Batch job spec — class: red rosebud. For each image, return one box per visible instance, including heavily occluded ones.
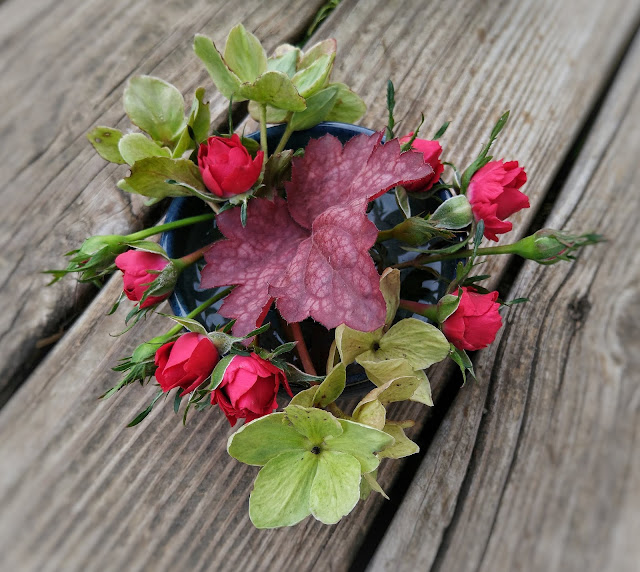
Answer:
[467,160,529,241]
[115,250,171,308]
[442,287,502,351]
[211,353,292,426]
[198,134,264,198]
[155,333,219,395]
[398,133,444,192]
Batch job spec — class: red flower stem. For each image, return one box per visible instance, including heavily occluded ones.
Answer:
[175,244,214,268]
[392,243,515,269]
[290,322,317,376]
[398,299,439,321]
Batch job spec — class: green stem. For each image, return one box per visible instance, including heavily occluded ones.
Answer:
[165,286,233,337]
[127,213,216,241]
[326,402,350,420]
[393,243,516,269]
[273,117,295,155]
[259,104,269,157]
[377,228,394,243]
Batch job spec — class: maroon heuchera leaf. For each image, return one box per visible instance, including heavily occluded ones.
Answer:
[201,132,433,336]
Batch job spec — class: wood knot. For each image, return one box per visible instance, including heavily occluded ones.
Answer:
[568,295,591,323]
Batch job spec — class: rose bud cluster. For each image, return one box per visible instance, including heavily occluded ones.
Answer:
[399,133,445,192]
[442,287,503,351]
[198,134,264,198]
[155,333,220,395]
[211,353,292,426]
[467,160,529,241]
[115,250,175,308]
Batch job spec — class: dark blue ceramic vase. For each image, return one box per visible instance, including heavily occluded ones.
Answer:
[160,122,456,392]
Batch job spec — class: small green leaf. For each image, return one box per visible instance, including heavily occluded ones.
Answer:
[325,83,367,124]
[127,390,163,427]
[299,38,336,69]
[118,133,171,165]
[123,76,186,144]
[324,419,394,473]
[433,120,450,140]
[357,318,449,369]
[335,324,384,365]
[208,354,235,391]
[268,341,298,359]
[249,450,317,528]
[362,471,389,499]
[236,71,306,111]
[291,54,332,98]
[244,322,271,339]
[282,362,325,386]
[223,24,267,83]
[436,293,462,323]
[284,405,342,444]
[193,34,244,101]
[125,240,169,256]
[385,79,396,140]
[309,451,361,524]
[227,412,310,465]
[163,315,208,335]
[289,386,318,407]
[410,373,433,406]
[395,186,411,219]
[354,376,420,420]
[352,399,386,430]
[289,86,338,131]
[490,110,510,141]
[267,46,300,77]
[313,363,346,407]
[117,156,205,199]
[379,268,401,327]
[173,391,183,414]
[378,422,419,459]
[87,126,126,164]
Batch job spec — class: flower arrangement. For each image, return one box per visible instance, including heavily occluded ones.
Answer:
[48,24,601,529]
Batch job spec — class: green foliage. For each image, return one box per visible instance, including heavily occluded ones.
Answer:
[227,406,393,528]
[194,34,244,100]
[118,133,171,166]
[236,70,307,111]
[87,126,126,164]
[223,24,267,83]
[117,156,206,200]
[124,76,186,145]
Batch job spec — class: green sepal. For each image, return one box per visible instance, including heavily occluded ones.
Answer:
[118,133,171,165]
[395,186,411,219]
[117,156,206,199]
[193,34,244,101]
[87,126,126,164]
[236,71,306,112]
[313,363,346,407]
[127,390,163,427]
[436,293,462,323]
[208,354,236,391]
[378,421,419,459]
[123,76,186,144]
[223,24,267,83]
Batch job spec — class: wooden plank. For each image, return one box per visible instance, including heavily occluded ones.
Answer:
[1,0,639,570]
[370,23,640,572]
[0,0,327,403]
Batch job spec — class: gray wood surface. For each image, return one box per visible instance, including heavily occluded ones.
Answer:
[0,0,638,571]
[370,24,640,572]
[0,0,327,404]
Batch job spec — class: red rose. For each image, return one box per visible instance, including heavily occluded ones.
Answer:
[198,134,264,198]
[398,133,444,192]
[467,160,529,241]
[115,250,171,308]
[211,353,292,426]
[442,287,502,351]
[155,333,219,395]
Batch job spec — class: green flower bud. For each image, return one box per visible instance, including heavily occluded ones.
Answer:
[511,229,603,265]
[429,195,473,230]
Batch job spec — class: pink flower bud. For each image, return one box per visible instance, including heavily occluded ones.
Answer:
[198,134,264,198]
[467,160,529,241]
[398,133,444,192]
[211,353,292,426]
[154,333,219,395]
[442,287,502,351]
[115,250,171,308]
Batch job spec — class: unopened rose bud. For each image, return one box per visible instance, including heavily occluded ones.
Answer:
[429,195,473,230]
[378,217,454,247]
[510,229,603,265]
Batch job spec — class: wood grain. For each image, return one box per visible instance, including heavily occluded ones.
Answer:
[0,0,327,404]
[370,22,640,572]
[0,0,639,571]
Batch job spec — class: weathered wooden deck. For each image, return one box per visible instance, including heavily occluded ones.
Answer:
[1,1,639,570]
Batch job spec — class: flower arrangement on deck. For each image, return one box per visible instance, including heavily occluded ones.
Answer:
[48,24,601,529]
